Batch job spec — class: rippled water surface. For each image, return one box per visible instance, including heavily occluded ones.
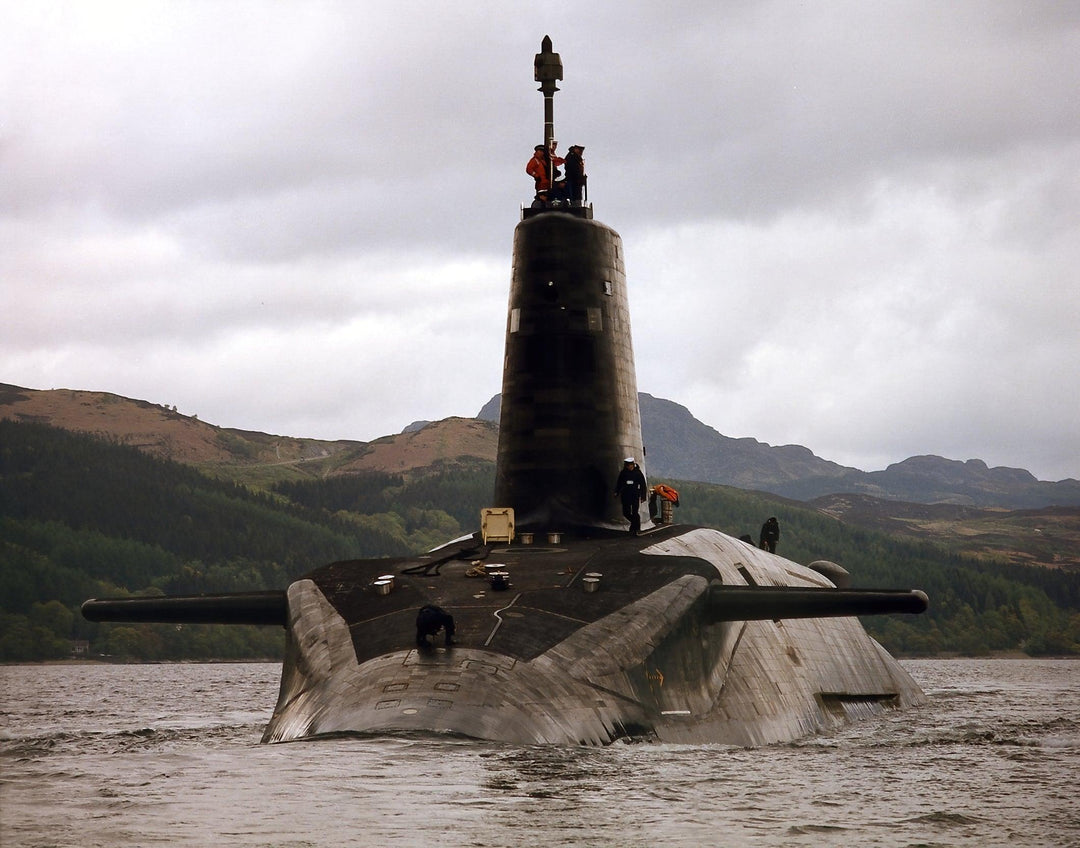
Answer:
[2,659,1077,846]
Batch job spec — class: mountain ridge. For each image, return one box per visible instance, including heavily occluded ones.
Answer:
[4,382,1078,509]
[480,391,1080,508]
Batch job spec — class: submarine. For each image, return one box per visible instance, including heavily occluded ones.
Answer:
[82,37,928,747]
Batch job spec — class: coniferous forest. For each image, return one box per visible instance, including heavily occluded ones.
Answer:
[1,419,1077,661]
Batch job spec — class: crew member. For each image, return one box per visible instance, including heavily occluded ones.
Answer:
[525,143,565,204]
[416,604,456,648]
[564,144,586,205]
[614,457,648,536]
[526,144,550,194]
[759,516,780,553]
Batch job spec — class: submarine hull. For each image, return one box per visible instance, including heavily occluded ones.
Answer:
[261,526,924,747]
[80,38,928,748]
[261,208,924,747]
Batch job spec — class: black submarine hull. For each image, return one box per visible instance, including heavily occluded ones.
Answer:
[260,525,925,746]
[259,202,925,745]
[81,206,928,748]
[80,38,928,747]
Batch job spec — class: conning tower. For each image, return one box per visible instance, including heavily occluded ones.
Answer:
[494,36,648,532]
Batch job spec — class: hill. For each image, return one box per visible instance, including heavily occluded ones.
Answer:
[10,382,1079,509]
[0,382,360,468]
[0,418,492,661]
[481,392,1080,509]
[7,382,1080,566]
[635,393,853,490]
[2,419,1077,661]
[7,383,1080,575]
[809,494,1080,570]
[336,417,496,474]
[1,383,495,489]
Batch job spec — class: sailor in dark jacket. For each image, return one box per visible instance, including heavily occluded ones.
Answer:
[614,457,648,536]
[759,516,780,553]
[564,144,586,205]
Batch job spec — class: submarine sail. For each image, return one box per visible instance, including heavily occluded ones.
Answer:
[495,211,647,531]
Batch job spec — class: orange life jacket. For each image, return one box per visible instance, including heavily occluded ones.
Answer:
[653,484,680,505]
[526,152,565,191]
[526,153,550,190]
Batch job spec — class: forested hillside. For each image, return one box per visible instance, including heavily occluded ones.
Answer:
[669,481,1080,655]
[0,420,486,661]
[2,420,1077,661]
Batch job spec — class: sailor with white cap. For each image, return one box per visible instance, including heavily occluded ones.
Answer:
[613,457,647,535]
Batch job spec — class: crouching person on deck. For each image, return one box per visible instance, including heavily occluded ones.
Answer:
[416,604,456,648]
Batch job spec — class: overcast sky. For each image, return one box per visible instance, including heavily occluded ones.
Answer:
[3,1,1078,481]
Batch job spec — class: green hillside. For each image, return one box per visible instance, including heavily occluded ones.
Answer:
[0,420,479,660]
[1,420,1077,661]
[669,481,1079,655]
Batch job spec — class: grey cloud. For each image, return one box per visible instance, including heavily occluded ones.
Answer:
[3,1,1078,481]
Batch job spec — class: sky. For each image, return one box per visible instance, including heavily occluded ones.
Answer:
[3,1,1078,482]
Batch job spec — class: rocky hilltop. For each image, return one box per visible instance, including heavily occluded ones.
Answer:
[481,392,1080,509]
[0,383,361,467]
[0,383,494,480]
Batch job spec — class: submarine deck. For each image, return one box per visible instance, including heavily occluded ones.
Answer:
[305,524,719,666]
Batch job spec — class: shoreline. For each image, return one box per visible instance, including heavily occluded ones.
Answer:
[5,652,1077,667]
[2,657,283,666]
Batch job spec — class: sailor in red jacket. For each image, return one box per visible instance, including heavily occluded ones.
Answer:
[526,145,550,190]
[526,142,565,201]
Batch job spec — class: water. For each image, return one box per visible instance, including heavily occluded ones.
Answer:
[2,659,1077,847]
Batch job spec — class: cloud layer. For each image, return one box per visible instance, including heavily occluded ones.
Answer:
[4,1,1078,480]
